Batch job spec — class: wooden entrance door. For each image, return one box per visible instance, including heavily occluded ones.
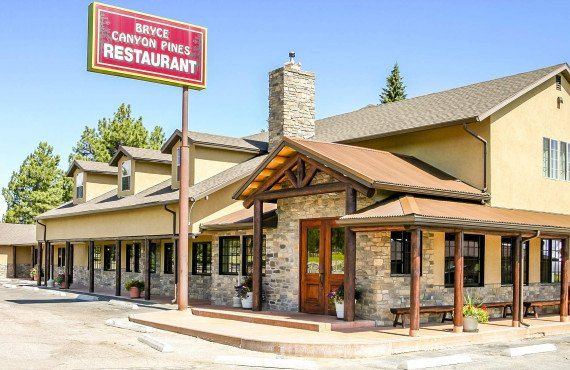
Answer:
[300,219,345,315]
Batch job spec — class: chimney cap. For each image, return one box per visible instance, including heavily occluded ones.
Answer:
[286,50,300,68]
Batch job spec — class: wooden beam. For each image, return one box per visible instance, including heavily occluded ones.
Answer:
[453,231,464,333]
[88,241,95,293]
[49,242,54,284]
[561,237,569,322]
[350,226,407,233]
[409,228,421,337]
[44,242,49,286]
[36,243,42,286]
[144,239,151,300]
[252,199,263,311]
[512,236,522,327]
[254,182,346,202]
[300,166,317,187]
[284,169,298,188]
[12,245,16,279]
[64,241,71,289]
[244,154,300,208]
[296,157,305,187]
[343,187,357,322]
[115,240,121,296]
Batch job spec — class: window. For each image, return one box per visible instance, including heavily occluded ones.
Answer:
[121,160,131,191]
[57,247,66,267]
[541,239,562,283]
[390,231,422,275]
[164,243,175,274]
[192,242,212,275]
[75,172,84,199]
[176,147,181,182]
[219,236,240,275]
[242,235,266,275]
[32,247,37,267]
[134,244,141,273]
[445,234,484,287]
[330,227,345,275]
[125,243,140,273]
[551,139,559,179]
[149,243,157,273]
[126,244,133,272]
[103,245,116,271]
[94,246,102,269]
[543,138,570,181]
[501,237,529,285]
[561,142,568,181]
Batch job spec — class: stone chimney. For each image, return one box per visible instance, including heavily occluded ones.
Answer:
[268,52,315,151]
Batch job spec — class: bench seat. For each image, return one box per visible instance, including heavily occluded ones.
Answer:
[390,305,453,328]
[524,300,561,318]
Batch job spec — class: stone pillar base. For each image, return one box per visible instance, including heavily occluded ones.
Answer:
[512,320,520,327]
[409,329,419,337]
[453,326,463,333]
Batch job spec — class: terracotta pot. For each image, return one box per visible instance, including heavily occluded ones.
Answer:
[129,287,141,299]
[60,281,68,289]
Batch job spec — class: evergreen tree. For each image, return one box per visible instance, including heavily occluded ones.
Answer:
[70,104,165,163]
[380,63,407,104]
[2,142,72,224]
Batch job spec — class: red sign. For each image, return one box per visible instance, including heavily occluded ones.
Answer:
[88,2,207,89]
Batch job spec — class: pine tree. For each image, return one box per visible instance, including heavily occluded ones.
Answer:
[380,63,407,104]
[70,104,165,163]
[2,142,72,224]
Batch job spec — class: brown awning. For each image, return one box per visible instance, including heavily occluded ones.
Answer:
[234,137,488,202]
[339,195,570,235]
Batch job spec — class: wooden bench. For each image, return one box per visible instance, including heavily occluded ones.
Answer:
[524,300,561,318]
[390,305,453,328]
[481,302,512,318]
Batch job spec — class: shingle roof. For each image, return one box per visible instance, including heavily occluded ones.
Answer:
[161,130,268,154]
[109,146,171,166]
[315,64,569,143]
[37,155,268,220]
[338,195,570,234]
[200,203,277,231]
[235,137,487,202]
[0,223,36,245]
[66,160,117,177]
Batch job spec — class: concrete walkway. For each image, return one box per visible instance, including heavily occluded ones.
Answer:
[129,310,570,358]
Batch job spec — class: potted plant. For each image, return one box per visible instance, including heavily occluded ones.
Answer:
[463,295,489,332]
[235,275,253,309]
[125,279,145,299]
[29,267,37,281]
[327,284,363,319]
[55,274,66,289]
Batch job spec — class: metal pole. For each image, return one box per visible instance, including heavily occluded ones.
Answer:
[177,86,190,310]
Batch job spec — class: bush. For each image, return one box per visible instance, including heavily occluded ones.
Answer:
[463,295,489,323]
[124,279,145,291]
[55,274,64,284]
[327,284,363,304]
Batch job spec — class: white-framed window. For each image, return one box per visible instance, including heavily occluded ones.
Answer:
[176,147,181,182]
[543,138,569,181]
[121,160,131,191]
[75,172,84,199]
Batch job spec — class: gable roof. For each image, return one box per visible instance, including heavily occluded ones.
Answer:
[37,155,268,220]
[315,63,570,143]
[109,146,171,166]
[0,223,37,245]
[338,195,570,235]
[161,129,268,154]
[234,137,488,203]
[66,160,117,177]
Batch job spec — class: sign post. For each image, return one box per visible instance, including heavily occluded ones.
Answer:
[87,2,206,311]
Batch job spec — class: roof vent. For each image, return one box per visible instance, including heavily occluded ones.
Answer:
[556,75,562,91]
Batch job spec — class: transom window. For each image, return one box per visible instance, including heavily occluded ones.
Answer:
[390,231,422,275]
[242,235,266,275]
[103,245,116,271]
[543,138,569,181]
[192,242,212,275]
[75,172,84,199]
[219,236,240,275]
[500,237,529,285]
[164,243,175,274]
[121,160,132,191]
[444,234,484,287]
[541,239,562,283]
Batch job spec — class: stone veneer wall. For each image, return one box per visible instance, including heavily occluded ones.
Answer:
[4,263,32,279]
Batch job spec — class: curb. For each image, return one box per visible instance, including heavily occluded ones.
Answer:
[106,318,154,333]
[400,354,472,369]
[138,334,173,352]
[504,343,557,357]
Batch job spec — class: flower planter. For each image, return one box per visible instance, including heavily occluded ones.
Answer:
[232,296,242,308]
[241,292,253,309]
[335,301,344,319]
[129,287,141,299]
[463,316,478,332]
[60,281,68,289]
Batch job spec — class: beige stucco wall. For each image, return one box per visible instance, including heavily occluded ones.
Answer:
[490,76,570,214]
[116,157,171,197]
[85,173,116,201]
[356,120,490,190]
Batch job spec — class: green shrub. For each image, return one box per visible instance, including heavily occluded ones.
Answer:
[124,279,145,291]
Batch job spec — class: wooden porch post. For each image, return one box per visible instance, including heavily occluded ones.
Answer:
[252,199,263,311]
[344,187,357,322]
[409,228,421,337]
[36,243,42,286]
[12,245,17,278]
[44,242,49,286]
[88,241,95,293]
[560,237,569,322]
[64,241,71,289]
[115,240,121,296]
[45,242,50,283]
[144,239,151,300]
[49,242,54,283]
[512,236,522,327]
[453,231,464,333]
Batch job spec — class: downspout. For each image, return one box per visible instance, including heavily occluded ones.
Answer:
[463,123,488,193]
[520,231,541,327]
[163,205,177,304]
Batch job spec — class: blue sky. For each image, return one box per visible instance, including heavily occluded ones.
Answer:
[1,0,569,217]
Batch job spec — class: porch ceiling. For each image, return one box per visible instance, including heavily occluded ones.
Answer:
[234,137,489,203]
